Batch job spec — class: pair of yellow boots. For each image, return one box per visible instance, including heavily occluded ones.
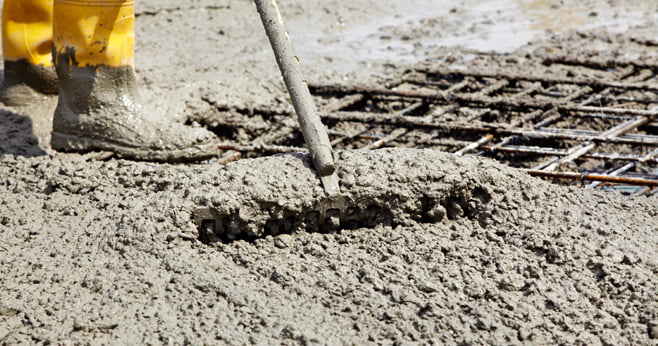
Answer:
[2,0,218,161]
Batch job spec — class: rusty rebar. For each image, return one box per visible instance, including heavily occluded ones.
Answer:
[533,66,656,172]
[218,142,306,154]
[310,84,658,118]
[541,55,658,71]
[416,67,658,91]
[317,110,658,146]
[526,170,658,187]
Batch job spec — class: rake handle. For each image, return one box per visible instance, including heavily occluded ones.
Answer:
[254,0,335,176]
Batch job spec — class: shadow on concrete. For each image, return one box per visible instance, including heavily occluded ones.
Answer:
[0,107,48,157]
[0,66,59,158]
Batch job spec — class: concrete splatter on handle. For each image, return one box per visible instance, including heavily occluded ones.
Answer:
[254,0,340,196]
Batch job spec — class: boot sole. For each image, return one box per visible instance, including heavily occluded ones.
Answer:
[51,131,219,162]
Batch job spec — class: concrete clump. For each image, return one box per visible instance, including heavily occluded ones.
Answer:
[191,149,500,241]
[1,0,657,343]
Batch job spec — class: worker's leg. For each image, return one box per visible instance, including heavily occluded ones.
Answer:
[1,0,58,106]
[51,0,219,161]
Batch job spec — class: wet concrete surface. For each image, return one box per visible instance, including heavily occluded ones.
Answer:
[290,0,657,72]
[1,0,657,343]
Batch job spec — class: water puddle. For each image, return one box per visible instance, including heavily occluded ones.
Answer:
[290,0,658,74]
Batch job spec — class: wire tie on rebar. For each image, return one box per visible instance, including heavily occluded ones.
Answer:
[578,173,586,185]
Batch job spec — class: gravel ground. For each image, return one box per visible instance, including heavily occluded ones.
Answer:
[1,0,657,344]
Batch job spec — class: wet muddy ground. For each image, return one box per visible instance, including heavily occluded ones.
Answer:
[1,0,657,344]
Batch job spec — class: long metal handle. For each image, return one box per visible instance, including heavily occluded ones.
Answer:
[254,0,340,195]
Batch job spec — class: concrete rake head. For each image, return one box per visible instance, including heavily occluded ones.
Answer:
[191,149,498,242]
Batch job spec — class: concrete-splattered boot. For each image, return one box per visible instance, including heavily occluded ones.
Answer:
[1,0,58,106]
[51,0,219,162]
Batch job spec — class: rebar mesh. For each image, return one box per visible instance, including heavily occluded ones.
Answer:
[207,50,658,196]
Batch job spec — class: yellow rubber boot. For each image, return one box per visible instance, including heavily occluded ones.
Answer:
[52,0,134,68]
[1,0,58,106]
[51,0,219,162]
